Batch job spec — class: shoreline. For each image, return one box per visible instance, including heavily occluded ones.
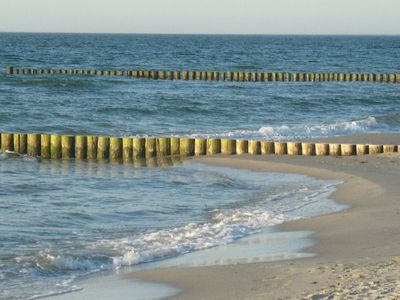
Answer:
[132,143,400,298]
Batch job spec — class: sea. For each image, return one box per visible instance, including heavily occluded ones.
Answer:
[0,33,399,299]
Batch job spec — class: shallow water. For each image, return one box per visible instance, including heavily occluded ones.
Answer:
[0,154,344,299]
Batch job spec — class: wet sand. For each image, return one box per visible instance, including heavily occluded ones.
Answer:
[133,133,400,299]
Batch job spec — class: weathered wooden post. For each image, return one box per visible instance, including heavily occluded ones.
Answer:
[27,133,41,157]
[341,144,356,156]
[145,137,156,158]
[274,142,287,155]
[221,139,236,155]
[110,137,123,161]
[207,138,221,155]
[236,140,248,154]
[315,143,329,156]
[156,137,170,157]
[301,143,316,156]
[248,140,261,155]
[287,142,302,155]
[180,138,195,156]
[61,135,75,159]
[122,137,133,163]
[5,66,14,74]
[97,136,109,160]
[369,144,383,154]
[1,133,13,152]
[41,134,51,159]
[195,138,207,156]
[13,133,20,153]
[355,144,368,155]
[329,144,341,156]
[75,135,87,160]
[383,145,397,153]
[133,137,145,159]
[50,134,62,159]
[87,136,98,160]
[170,137,180,156]
[261,141,275,154]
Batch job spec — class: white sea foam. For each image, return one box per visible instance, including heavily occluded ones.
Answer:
[96,181,343,268]
[187,116,380,140]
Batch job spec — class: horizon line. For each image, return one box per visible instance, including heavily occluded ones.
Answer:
[1,31,399,36]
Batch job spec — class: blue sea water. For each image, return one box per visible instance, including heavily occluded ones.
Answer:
[0,33,399,299]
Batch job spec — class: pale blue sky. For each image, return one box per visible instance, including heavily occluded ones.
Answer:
[1,0,399,34]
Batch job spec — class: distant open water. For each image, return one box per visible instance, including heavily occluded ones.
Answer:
[0,34,398,299]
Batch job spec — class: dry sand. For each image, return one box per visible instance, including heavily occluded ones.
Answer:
[133,134,400,299]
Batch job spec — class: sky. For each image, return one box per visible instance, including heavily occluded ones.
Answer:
[0,0,399,35]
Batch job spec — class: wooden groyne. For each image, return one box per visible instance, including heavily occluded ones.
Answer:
[4,67,400,83]
[1,132,398,162]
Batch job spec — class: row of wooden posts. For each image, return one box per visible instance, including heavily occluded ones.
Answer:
[5,67,400,83]
[0,133,398,162]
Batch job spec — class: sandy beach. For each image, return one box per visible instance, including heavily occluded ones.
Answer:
[133,133,400,299]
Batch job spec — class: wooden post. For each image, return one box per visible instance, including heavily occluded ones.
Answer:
[195,138,207,156]
[244,72,251,81]
[158,71,165,80]
[87,136,98,160]
[5,66,14,74]
[293,73,299,82]
[258,72,265,82]
[236,140,248,154]
[180,138,195,156]
[97,136,109,160]
[133,137,145,159]
[248,140,261,155]
[174,71,180,80]
[156,137,170,156]
[19,133,27,154]
[61,135,75,159]
[356,144,368,155]
[226,72,233,81]
[272,72,277,81]
[13,133,20,153]
[122,137,133,163]
[50,134,62,159]
[207,71,213,81]
[221,139,236,155]
[369,144,383,154]
[75,135,87,160]
[109,137,122,161]
[233,71,239,81]
[195,71,202,80]
[287,142,301,155]
[167,71,174,80]
[41,134,51,158]
[150,70,158,80]
[220,72,226,81]
[329,144,341,156]
[238,72,244,81]
[301,143,315,156]
[315,143,329,156]
[181,71,188,80]
[170,137,180,156]
[188,71,195,80]
[383,145,397,153]
[341,144,356,156]
[145,137,156,158]
[207,138,221,155]
[1,133,13,152]
[27,133,41,157]
[274,142,287,155]
[201,71,207,80]
[261,141,275,154]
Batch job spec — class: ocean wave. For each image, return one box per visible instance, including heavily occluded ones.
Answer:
[97,182,341,268]
[188,116,384,140]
